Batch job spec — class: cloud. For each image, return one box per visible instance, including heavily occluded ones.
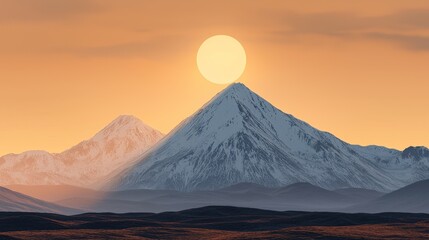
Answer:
[271,9,429,51]
[384,9,429,29]
[368,33,429,51]
[0,0,100,22]
[60,35,195,59]
[278,9,429,33]
[76,42,158,58]
[280,12,371,35]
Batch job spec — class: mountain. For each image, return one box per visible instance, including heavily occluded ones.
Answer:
[107,83,428,192]
[0,186,78,214]
[368,146,429,186]
[12,182,378,213]
[219,182,273,194]
[271,182,352,208]
[402,146,429,160]
[0,115,164,187]
[334,188,384,203]
[350,179,429,213]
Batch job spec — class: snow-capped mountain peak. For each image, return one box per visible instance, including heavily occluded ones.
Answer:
[109,83,424,192]
[94,115,161,140]
[0,115,164,187]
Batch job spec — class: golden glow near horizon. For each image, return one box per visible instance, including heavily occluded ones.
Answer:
[197,35,246,84]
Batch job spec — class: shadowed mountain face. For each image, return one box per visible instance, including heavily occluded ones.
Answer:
[350,179,429,213]
[1,206,429,239]
[402,146,429,161]
[0,115,164,187]
[108,83,429,192]
[0,186,78,215]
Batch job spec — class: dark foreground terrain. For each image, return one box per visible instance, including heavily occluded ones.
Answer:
[1,206,429,240]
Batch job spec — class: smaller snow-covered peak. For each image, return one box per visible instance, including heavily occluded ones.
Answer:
[112,115,142,124]
[94,115,162,141]
[0,115,164,187]
[105,115,152,130]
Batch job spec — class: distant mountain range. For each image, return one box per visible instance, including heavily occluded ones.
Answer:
[0,115,164,186]
[7,180,429,214]
[349,179,429,213]
[108,83,429,192]
[4,182,384,213]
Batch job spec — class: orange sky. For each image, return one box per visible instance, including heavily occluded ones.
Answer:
[1,0,428,155]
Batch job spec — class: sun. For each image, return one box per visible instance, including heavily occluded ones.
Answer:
[197,35,247,85]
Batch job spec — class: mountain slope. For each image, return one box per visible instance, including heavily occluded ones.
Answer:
[0,186,78,214]
[372,146,429,185]
[109,83,425,192]
[350,179,429,213]
[334,188,384,203]
[0,115,164,187]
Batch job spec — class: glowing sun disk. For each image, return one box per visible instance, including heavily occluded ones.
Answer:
[197,35,247,84]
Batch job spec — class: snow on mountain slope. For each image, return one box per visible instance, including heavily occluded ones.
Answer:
[370,146,429,185]
[0,115,164,187]
[109,83,426,192]
[0,186,79,214]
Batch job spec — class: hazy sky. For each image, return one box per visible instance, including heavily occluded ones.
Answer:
[1,0,428,155]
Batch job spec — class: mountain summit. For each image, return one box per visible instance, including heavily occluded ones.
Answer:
[0,115,164,187]
[109,83,427,192]
[402,146,429,161]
